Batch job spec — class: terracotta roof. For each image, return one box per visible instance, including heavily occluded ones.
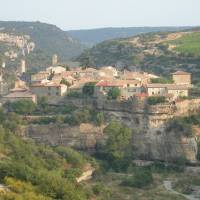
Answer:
[172,71,191,75]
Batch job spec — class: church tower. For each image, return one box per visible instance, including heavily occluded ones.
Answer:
[19,59,26,74]
[52,54,58,66]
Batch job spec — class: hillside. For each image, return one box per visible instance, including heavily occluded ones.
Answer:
[0,109,93,199]
[67,27,191,46]
[0,21,85,72]
[77,29,200,85]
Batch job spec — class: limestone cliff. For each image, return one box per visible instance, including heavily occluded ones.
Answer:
[23,99,200,162]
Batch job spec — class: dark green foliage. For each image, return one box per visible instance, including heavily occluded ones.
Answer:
[64,168,82,182]
[107,87,121,100]
[0,112,90,199]
[82,82,96,97]
[5,100,36,115]
[151,77,174,84]
[97,121,133,171]
[147,96,167,105]
[65,109,92,126]
[60,78,71,87]
[96,112,105,126]
[121,168,153,188]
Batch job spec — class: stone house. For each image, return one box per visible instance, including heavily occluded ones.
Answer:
[172,71,191,85]
[2,90,37,103]
[147,84,189,99]
[95,79,142,99]
[30,82,67,98]
[31,71,50,83]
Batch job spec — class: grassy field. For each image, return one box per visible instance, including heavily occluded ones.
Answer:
[172,32,200,57]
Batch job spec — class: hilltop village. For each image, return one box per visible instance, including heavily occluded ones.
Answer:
[0,55,192,105]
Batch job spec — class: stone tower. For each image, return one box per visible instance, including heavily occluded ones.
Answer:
[52,54,58,66]
[19,59,26,74]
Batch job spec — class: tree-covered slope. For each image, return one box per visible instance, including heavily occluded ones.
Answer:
[77,29,200,85]
[0,109,93,200]
[67,26,191,46]
[0,21,85,59]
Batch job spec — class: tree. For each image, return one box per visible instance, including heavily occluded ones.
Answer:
[147,96,166,105]
[82,82,96,97]
[96,112,104,126]
[60,78,71,87]
[103,121,132,161]
[107,87,121,100]
[6,100,36,115]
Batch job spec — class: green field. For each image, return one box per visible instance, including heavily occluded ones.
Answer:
[172,32,200,57]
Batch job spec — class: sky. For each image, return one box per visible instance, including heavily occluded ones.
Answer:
[0,0,199,30]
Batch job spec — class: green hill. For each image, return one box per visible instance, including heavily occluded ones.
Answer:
[67,27,191,47]
[0,21,85,59]
[170,31,200,57]
[0,21,85,72]
[77,29,200,85]
[0,110,92,199]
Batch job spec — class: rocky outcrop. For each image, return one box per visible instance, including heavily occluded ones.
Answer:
[23,123,106,152]
[24,99,200,162]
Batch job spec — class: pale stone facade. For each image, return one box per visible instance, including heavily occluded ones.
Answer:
[172,71,191,85]
[30,83,67,98]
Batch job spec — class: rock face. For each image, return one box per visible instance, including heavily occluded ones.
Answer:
[24,99,200,162]
[23,123,106,152]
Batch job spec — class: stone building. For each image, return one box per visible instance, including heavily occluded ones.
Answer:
[172,71,191,85]
[2,90,37,103]
[147,84,189,99]
[30,82,67,98]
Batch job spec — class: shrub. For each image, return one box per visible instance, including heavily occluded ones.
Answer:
[121,168,153,188]
[5,100,36,115]
[147,96,167,105]
[82,82,96,96]
[107,87,121,100]
[151,77,173,84]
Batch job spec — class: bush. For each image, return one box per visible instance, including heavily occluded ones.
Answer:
[151,77,173,84]
[147,96,167,105]
[107,87,121,100]
[82,82,96,97]
[121,168,153,188]
[5,100,36,115]
[65,109,92,126]
[60,78,71,87]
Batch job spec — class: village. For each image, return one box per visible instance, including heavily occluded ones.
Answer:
[0,54,192,105]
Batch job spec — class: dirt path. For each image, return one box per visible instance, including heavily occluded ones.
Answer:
[164,181,199,200]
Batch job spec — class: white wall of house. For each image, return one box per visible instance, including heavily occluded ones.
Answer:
[147,87,167,96]
[168,89,188,98]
